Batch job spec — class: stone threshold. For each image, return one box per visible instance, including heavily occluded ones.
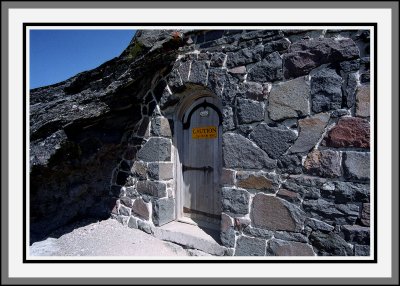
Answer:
[152,221,229,256]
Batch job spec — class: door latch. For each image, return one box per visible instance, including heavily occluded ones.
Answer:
[182,164,213,172]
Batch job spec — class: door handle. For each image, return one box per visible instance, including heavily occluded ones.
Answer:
[182,165,213,172]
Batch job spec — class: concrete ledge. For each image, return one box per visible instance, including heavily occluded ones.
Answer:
[153,221,226,256]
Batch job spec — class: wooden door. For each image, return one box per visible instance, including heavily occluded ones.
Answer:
[181,98,222,222]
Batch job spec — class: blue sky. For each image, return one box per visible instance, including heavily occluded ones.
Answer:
[30,29,136,89]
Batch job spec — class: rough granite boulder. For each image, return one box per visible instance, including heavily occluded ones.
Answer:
[222,132,276,170]
[283,38,360,78]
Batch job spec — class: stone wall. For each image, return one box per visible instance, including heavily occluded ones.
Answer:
[110,29,371,256]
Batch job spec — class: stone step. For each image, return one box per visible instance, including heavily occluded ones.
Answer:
[153,221,227,256]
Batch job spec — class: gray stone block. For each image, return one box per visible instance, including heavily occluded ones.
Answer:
[132,198,151,220]
[343,152,370,181]
[131,161,147,180]
[237,81,264,101]
[247,51,283,82]
[305,218,335,232]
[221,187,250,215]
[222,106,235,131]
[226,45,263,68]
[220,213,236,248]
[150,116,172,137]
[153,197,175,226]
[309,231,353,256]
[250,123,297,159]
[235,236,266,256]
[267,239,314,256]
[118,204,131,216]
[137,137,171,162]
[311,68,343,113]
[243,226,273,240]
[283,38,359,78]
[147,162,174,180]
[321,181,370,204]
[356,85,370,117]
[237,98,264,124]
[268,76,310,121]
[128,216,138,229]
[341,225,370,245]
[361,203,370,226]
[304,149,342,178]
[236,171,280,193]
[222,132,276,170]
[289,113,330,153]
[251,193,305,232]
[354,244,370,256]
[136,180,167,197]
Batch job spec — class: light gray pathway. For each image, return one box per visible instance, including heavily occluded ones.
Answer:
[30,218,190,257]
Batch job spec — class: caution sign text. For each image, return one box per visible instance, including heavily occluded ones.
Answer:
[192,126,218,139]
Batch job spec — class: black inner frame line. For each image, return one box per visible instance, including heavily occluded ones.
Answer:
[23,22,378,264]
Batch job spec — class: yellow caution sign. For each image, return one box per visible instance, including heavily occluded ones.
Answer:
[192,126,218,139]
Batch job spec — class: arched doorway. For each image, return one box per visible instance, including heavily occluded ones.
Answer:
[174,94,222,229]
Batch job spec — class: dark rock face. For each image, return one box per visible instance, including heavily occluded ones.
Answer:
[247,52,283,82]
[310,68,342,113]
[283,38,359,78]
[267,76,310,121]
[250,123,297,159]
[309,231,353,256]
[267,239,314,256]
[235,236,266,256]
[236,98,264,124]
[341,225,370,245]
[220,213,235,248]
[323,117,370,148]
[153,197,175,226]
[222,132,276,170]
[221,187,250,215]
[343,152,370,181]
[136,137,171,162]
[289,113,330,153]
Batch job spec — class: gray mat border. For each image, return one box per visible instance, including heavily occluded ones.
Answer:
[1,1,398,285]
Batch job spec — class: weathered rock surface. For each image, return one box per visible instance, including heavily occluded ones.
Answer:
[310,68,342,113]
[355,85,370,117]
[221,187,250,215]
[309,231,353,256]
[251,193,305,232]
[343,152,370,181]
[222,132,276,170]
[341,225,370,245]
[267,239,315,256]
[237,98,265,124]
[137,137,171,162]
[247,52,283,82]
[235,236,266,256]
[236,172,280,193]
[220,213,236,248]
[250,123,297,159]
[267,76,310,121]
[304,149,341,178]
[153,198,175,226]
[290,113,330,153]
[283,38,359,78]
[323,117,370,148]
